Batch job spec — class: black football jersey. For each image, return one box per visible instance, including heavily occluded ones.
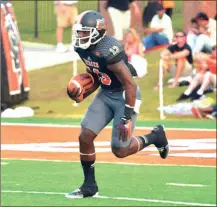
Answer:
[75,35,137,91]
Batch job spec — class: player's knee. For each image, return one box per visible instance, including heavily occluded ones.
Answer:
[79,128,95,145]
[111,147,128,158]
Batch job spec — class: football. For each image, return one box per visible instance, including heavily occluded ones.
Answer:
[67,72,99,103]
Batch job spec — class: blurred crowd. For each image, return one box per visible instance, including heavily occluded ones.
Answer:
[54,0,216,119]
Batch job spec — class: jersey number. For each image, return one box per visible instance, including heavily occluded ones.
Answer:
[109,46,119,55]
[93,68,111,86]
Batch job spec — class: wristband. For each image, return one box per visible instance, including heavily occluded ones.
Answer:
[123,104,134,121]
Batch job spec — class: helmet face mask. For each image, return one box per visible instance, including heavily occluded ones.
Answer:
[72,11,106,50]
[73,24,101,49]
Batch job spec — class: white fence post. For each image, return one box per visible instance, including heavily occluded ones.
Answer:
[159,59,166,120]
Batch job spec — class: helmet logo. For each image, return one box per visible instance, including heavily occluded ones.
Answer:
[95,51,100,56]
[96,19,106,30]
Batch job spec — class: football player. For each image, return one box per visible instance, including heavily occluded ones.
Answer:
[66,10,169,198]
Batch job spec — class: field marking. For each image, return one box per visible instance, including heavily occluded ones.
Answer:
[1,190,216,206]
[2,139,216,151]
[2,158,216,168]
[2,139,216,159]
[166,183,207,187]
[1,122,216,131]
[167,153,216,158]
[1,162,8,165]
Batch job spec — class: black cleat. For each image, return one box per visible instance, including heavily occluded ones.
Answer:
[65,183,99,199]
[176,93,190,102]
[152,125,169,159]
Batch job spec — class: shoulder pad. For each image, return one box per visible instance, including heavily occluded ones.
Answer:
[95,36,124,62]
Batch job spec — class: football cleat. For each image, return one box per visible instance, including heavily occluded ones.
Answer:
[152,125,169,159]
[65,183,99,199]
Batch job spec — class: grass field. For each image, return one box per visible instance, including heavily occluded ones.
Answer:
[1,160,216,206]
[1,119,216,206]
[2,2,216,206]
[1,117,216,129]
[17,48,216,120]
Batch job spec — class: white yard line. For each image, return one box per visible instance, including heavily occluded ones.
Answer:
[1,190,215,206]
[1,162,8,165]
[1,158,216,168]
[166,183,207,187]
[1,122,216,131]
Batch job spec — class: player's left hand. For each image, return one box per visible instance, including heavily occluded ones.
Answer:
[117,118,132,142]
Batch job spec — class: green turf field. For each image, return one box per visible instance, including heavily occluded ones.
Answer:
[15,49,216,120]
[1,117,216,129]
[1,160,216,206]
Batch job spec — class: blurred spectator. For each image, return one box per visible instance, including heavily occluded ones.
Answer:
[191,104,216,119]
[124,28,144,60]
[193,26,212,55]
[154,31,193,90]
[187,16,212,55]
[105,0,141,41]
[187,18,200,51]
[54,0,78,53]
[160,0,175,18]
[177,45,216,101]
[123,28,147,77]
[142,3,173,50]
[196,12,216,47]
[205,45,217,74]
[142,0,160,27]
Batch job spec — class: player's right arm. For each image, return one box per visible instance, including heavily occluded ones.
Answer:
[107,60,137,141]
[104,39,137,122]
[107,61,137,112]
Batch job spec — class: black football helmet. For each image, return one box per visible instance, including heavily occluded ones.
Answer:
[72,10,106,50]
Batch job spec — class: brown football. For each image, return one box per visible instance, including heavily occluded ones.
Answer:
[67,72,99,103]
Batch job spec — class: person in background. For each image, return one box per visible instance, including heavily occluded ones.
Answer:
[160,0,175,18]
[177,45,216,101]
[195,12,216,48]
[154,31,193,90]
[124,28,144,61]
[191,104,216,119]
[54,0,78,53]
[142,0,160,28]
[123,28,147,78]
[105,0,141,42]
[193,25,213,55]
[142,3,173,50]
[187,18,200,52]
[187,16,212,56]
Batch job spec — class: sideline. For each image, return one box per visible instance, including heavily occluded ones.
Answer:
[1,189,215,206]
[2,158,216,168]
[1,122,216,131]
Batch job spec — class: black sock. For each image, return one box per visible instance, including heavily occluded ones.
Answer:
[81,160,96,185]
[138,132,157,150]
